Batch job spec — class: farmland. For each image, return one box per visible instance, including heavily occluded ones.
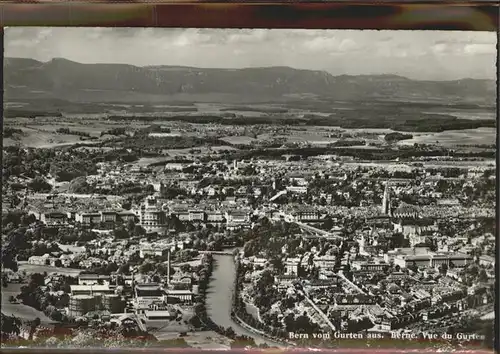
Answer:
[397,128,496,148]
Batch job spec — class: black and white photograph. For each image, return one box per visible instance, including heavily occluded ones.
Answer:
[1,28,496,350]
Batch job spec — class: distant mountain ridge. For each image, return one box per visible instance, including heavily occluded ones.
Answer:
[4,57,496,104]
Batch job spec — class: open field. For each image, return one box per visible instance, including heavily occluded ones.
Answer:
[3,117,150,149]
[221,136,258,145]
[162,146,237,157]
[343,160,496,171]
[397,127,496,147]
[6,121,494,151]
[56,243,86,254]
[4,126,85,148]
[261,133,340,145]
[18,262,82,277]
[1,283,54,322]
[134,157,174,167]
[4,100,496,150]
[424,110,496,121]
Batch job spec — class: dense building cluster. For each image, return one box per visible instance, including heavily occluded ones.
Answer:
[2,125,496,349]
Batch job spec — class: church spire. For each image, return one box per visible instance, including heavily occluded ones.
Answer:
[382,182,391,216]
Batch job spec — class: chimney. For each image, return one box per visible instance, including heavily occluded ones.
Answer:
[167,250,171,286]
[131,270,135,298]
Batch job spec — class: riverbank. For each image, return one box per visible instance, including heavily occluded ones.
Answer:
[205,254,285,347]
[231,311,294,347]
[230,256,294,348]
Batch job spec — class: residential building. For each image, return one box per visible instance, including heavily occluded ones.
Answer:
[188,209,205,222]
[225,210,250,224]
[206,211,224,223]
[76,212,101,225]
[165,289,193,304]
[144,310,175,320]
[140,248,166,259]
[78,274,112,286]
[479,255,495,267]
[313,255,337,271]
[70,285,115,296]
[134,283,165,311]
[40,211,68,226]
[285,257,301,275]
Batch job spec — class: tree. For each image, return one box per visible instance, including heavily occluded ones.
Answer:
[28,176,52,193]
[466,264,479,277]
[408,263,418,273]
[1,250,18,272]
[21,214,36,226]
[114,227,129,240]
[243,239,257,258]
[284,313,295,332]
[33,317,41,327]
[391,232,407,248]
[439,263,448,275]
[139,262,154,274]
[269,258,285,274]
[133,225,146,237]
[68,176,90,194]
[478,269,488,283]
[322,216,334,231]
[1,313,21,340]
[118,264,130,275]
[188,315,202,329]
[295,312,319,334]
[30,273,45,287]
[127,219,136,233]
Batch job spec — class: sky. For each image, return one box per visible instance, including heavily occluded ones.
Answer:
[4,27,497,80]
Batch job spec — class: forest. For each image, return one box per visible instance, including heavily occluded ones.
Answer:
[106,111,495,133]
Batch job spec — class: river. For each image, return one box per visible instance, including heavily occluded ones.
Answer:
[205,254,282,347]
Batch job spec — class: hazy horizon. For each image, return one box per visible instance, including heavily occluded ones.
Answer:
[4,55,497,83]
[4,28,497,81]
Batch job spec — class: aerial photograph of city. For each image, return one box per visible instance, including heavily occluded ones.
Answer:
[1,28,496,350]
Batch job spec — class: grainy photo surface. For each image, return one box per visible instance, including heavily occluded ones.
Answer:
[2,28,497,350]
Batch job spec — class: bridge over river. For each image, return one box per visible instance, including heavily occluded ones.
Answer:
[205,253,285,348]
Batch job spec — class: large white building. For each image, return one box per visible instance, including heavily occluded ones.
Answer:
[285,257,301,275]
[134,283,165,311]
[139,196,167,232]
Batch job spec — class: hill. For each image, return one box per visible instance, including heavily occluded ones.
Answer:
[4,58,495,105]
